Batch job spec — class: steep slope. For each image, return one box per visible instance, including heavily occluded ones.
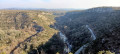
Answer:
[0,10,57,54]
[55,7,120,54]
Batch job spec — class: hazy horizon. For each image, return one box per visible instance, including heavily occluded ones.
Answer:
[0,0,120,9]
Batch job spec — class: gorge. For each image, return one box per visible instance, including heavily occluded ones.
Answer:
[0,7,120,54]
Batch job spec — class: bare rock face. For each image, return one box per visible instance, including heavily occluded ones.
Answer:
[85,7,113,12]
[84,7,120,13]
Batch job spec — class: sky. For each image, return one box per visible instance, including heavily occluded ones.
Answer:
[0,0,120,9]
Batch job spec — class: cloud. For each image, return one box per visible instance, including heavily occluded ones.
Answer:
[0,0,120,9]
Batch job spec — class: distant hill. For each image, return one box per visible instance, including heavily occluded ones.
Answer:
[0,8,82,12]
[1,8,83,17]
[84,7,120,12]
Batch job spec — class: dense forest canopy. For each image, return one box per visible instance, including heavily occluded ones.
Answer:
[55,7,120,54]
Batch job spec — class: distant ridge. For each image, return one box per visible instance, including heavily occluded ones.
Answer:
[0,8,82,11]
[82,7,120,13]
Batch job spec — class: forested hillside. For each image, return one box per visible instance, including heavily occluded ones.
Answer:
[0,10,58,54]
[55,7,120,54]
[1,7,120,54]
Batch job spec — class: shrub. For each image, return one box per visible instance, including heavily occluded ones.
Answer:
[98,51,115,54]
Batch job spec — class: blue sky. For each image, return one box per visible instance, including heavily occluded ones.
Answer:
[0,0,120,9]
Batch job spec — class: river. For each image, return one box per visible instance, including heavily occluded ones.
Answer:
[59,31,72,53]
[55,25,72,53]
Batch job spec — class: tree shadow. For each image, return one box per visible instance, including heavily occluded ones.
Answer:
[10,25,44,54]
[27,13,68,54]
[28,33,64,54]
